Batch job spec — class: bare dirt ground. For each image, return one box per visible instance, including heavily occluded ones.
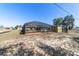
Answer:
[0,30,79,56]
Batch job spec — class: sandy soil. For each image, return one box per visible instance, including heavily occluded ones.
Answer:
[0,30,79,56]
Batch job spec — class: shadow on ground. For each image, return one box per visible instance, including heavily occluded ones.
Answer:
[0,41,75,56]
[0,42,44,56]
[0,43,33,56]
[72,37,79,43]
[37,42,74,56]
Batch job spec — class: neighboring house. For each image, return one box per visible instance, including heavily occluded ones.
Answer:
[20,21,52,34]
[4,27,12,31]
[0,27,12,33]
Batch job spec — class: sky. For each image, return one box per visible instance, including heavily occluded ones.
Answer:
[0,3,79,27]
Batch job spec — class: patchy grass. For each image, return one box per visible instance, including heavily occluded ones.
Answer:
[0,30,21,42]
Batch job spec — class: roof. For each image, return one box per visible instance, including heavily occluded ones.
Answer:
[23,21,52,28]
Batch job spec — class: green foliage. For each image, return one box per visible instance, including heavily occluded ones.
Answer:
[53,15,75,30]
[63,15,75,30]
[15,25,22,29]
[53,18,63,26]
[0,25,4,28]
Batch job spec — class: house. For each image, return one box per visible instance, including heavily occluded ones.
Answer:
[4,27,12,31]
[0,27,12,33]
[20,21,65,34]
[20,21,52,34]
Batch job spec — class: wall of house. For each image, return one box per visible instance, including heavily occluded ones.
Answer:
[25,27,52,32]
[25,27,37,32]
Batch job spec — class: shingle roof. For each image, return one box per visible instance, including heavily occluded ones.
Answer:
[24,21,52,28]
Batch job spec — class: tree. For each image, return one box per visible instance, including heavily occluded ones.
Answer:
[63,15,75,30]
[53,18,63,26]
[15,25,22,29]
[0,25,4,28]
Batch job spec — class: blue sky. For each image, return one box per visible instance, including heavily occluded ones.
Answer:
[0,3,79,27]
